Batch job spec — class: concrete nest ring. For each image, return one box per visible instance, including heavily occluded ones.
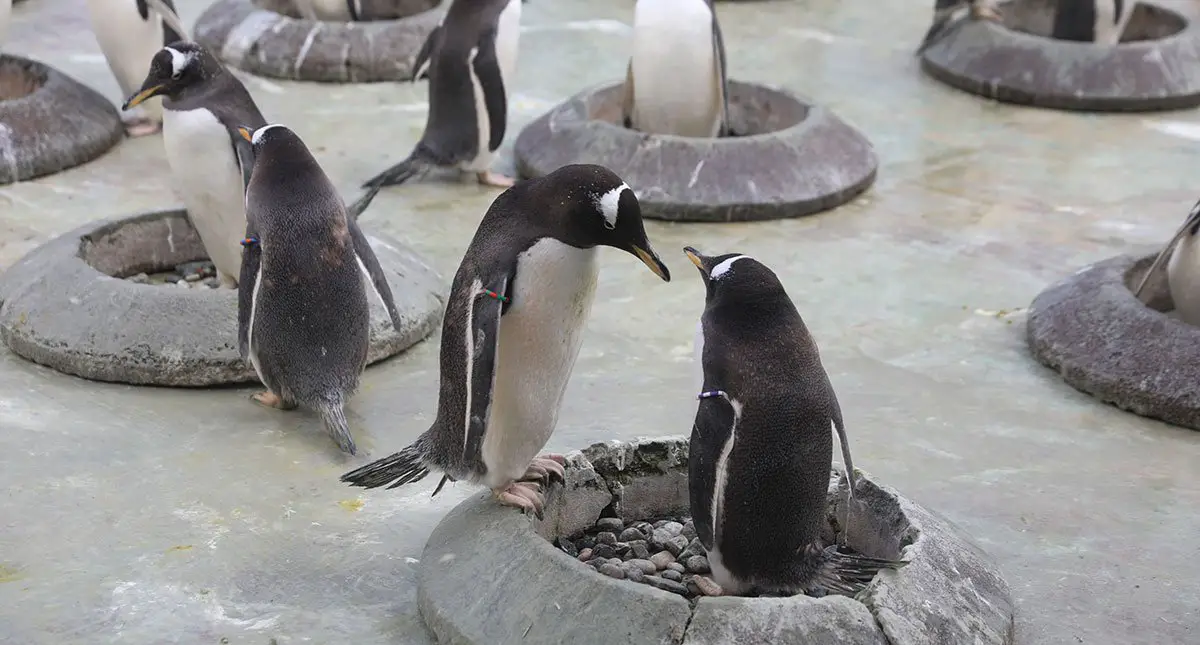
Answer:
[0,54,123,185]
[1027,253,1200,430]
[417,437,1014,645]
[513,81,878,223]
[920,1,1200,112]
[194,0,444,83]
[0,209,446,387]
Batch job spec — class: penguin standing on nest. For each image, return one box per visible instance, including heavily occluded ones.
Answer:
[1051,0,1133,45]
[342,165,672,519]
[917,0,1002,53]
[1134,198,1200,326]
[237,123,404,456]
[358,0,523,196]
[623,0,730,138]
[85,0,188,136]
[682,247,907,596]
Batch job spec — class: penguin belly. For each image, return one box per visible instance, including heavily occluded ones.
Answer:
[478,240,599,489]
[630,0,722,138]
[162,107,249,286]
[1092,0,1128,45]
[1167,233,1200,326]
[292,0,352,21]
[458,1,521,175]
[86,0,168,120]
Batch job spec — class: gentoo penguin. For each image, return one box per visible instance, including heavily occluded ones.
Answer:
[622,0,729,138]
[359,0,523,192]
[1052,0,1132,45]
[683,247,906,596]
[341,164,672,518]
[123,42,267,288]
[1134,198,1200,326]
[917,0,1002,53]
[85,0,188,137]
[237,123,405,456]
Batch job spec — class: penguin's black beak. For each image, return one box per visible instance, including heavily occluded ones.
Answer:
[684,246,710,278]
[122,82,165,111]
[633,244,670,282]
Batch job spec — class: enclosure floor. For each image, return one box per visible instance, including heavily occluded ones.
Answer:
[2,1,1199,643]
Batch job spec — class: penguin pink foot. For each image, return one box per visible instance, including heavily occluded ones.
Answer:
[252,390,297,410]
[971,2,1001,21]
[519,454,566,486]
[122,116,163,138]
[476,171,516,188]
[493,481,546,519]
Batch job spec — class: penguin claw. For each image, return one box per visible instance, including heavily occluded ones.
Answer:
[494,482,545,521]
[252,390,297,410]
[476,171,516,188]
[520,455,566,487]
[122,117,163,138]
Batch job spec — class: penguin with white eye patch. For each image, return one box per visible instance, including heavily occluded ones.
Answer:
[341,164,672,520]
[683,247,907,597]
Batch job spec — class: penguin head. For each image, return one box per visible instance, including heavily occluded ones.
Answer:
[236,123,318,175]
[539,164,671,282]
[122,42,215,110]
[683,247,787,305]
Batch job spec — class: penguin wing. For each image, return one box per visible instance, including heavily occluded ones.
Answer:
[472,29,509,153]
[1134,197,1200,298]
[620,60,635,129]
[688,393,739,551]
[237,226,261,360]
[412,25,443,82]
[444,271,511,466]
[142,0,189,42]
[709,7,731,136]
[347,218,404,332]
[230,127,255,191]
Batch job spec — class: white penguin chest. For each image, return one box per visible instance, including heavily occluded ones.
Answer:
[479,239,599,487]
[162,108,248,282]
[85,0,167,98]
[1092,0,1129,45]
[630,0,721,138]
[1167,232,1200,326]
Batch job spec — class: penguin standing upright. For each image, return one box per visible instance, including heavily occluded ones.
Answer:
[236,123,405,456]
[341,164,672,517]
[682,247,906,596]
[622,0,729,138]
[1052,0,1132,45]
[123,43,267,288]
[85,0,189,136]
[1134,198,1200,326]
[358,0,522,193]
[917,0,1001,53]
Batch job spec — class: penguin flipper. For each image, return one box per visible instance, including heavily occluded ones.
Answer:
[237,225,261,360]
[347,217,405,332]
[472,29,508,153]
[1134,197,1200,299]
[688,390,739,551]
[412,25,443,83]
[709,6,731,137]
[231,131,255,191]
[456,273,509,465]
[142,0,189,43]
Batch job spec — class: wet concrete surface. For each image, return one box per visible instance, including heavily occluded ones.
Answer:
[1,0,1199,643]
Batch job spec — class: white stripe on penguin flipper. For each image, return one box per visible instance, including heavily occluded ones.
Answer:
[461,278,483,459]
[710,254,749,280]
[710,395,743,544]
[247,265,265,383]
[461,47,492,172]
[354,254,389,308]
[595,183,629,229]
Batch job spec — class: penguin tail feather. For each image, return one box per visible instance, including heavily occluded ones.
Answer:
[815,545,908,596]
[317,400,357,456]
[361,155,426,190]
[340,440,432,490]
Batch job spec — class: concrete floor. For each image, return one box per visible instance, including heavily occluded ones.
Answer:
[2,0,1199,643]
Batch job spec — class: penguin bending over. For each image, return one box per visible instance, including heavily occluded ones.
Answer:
[1052,0,1132,45]
[1134,197,1200,326]
[683,248,907,597]
[237,124,406,456]
[917,0,1002,53]
[622,0,729,138]
[124,43,267,288]
[342,164,672,518]
[358,0,522,195]
[86,0,188,137]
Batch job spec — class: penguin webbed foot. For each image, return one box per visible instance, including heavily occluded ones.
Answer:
[518,454,567,487]
[493,481,546,521]
[122,116,163,138]
[476,171,516,188]
[252,390,298,410]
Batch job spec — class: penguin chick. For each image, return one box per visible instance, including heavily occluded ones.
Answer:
[358,0,522,196]
[622,0,730,138]
[683,247,906,597]
[1134,197,1200,326]
[237,123,407,456]
[917,0,1002,53]
[124,42,267,288]
[342,164,672,520]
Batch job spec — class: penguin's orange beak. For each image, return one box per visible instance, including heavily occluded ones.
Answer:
[122,84,164,111]
[684,247,708,275]
[632,246,670,282]
[237,127,253,142]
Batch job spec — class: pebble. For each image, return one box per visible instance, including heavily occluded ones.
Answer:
[598,563,625,580]
[626,558,657,575]
[685,555,711,574]
[596,531,617,545]
[577,536,595,550]
[693,576,723,597]
[628,540,650,559]
[660,569,683,582]
[128,272,149,284]
[649,551,675,570]
[592,544,616,560]
[618,527,644,542]
[652,520,670,530]
[622,566,645,583]
[650,528,674,549]
[558,538,578,557]
[596,517,624,533]
[667,562,685,573]
[204,278,220,288]
[665,535,689,556]
[175,280,190,289]
[184,273,201,282]
[634,521,654,534]
[642,575,688,596]
[660,521,683,536]
[681,520,697,540]
[577,548,592,562]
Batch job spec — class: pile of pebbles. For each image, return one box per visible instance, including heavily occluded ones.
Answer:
[556,516,722,600]
[124,261,222,289]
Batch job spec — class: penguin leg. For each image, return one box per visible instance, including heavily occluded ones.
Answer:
[252,390,298,410]
[122,115,163,138]
[475,171,516,188]
[492,481,546,520]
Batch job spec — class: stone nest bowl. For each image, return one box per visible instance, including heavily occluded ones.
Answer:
[417,437,1015,645]
[513,80,878,223]
[920,0,1200,112]
[1028,252,1200,430]
[194,0,443,83]
[0,209,445,386]
[0,54,123,185]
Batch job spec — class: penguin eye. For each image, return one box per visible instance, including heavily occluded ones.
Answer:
[603,219,616,231]
[171,70,182,80]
